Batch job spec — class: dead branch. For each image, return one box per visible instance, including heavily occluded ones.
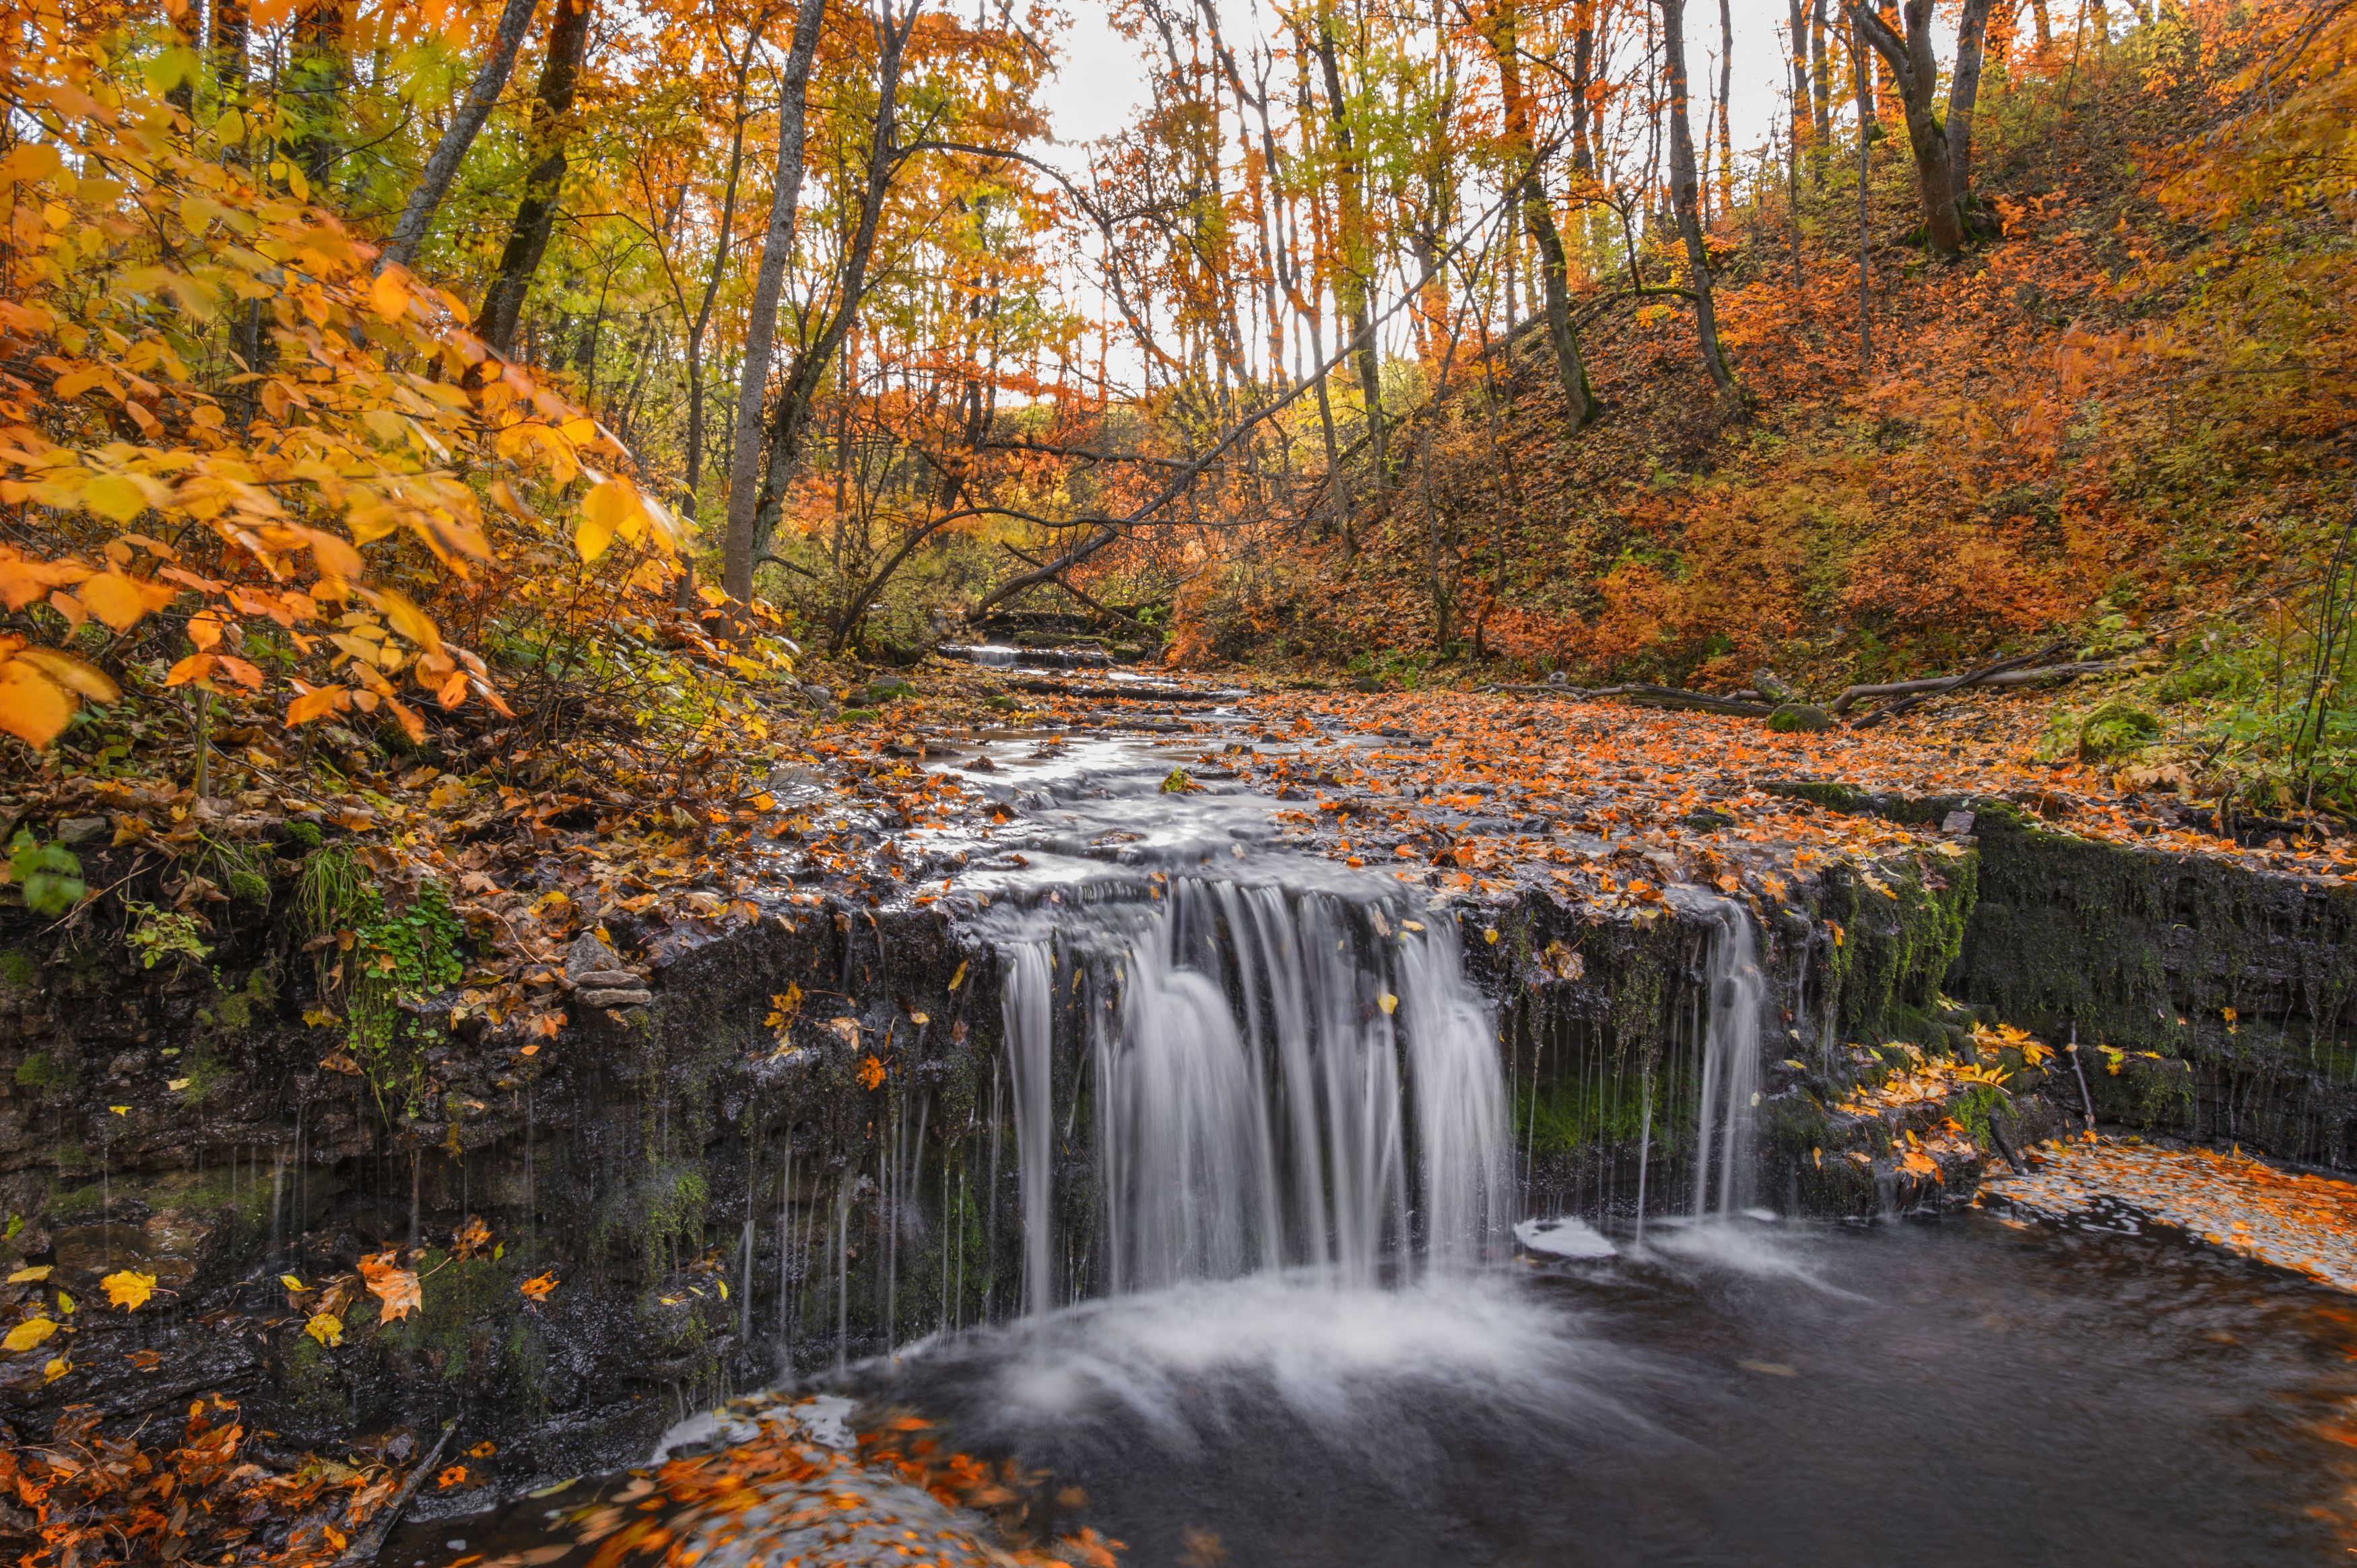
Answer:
[1847,640,2073,728]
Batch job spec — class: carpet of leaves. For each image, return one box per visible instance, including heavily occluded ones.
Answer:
[0,1396,403,1568]
[1981,1138,2357,1294]
[494,1405,1116,1568]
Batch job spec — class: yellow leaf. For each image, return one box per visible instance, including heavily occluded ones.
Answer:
[286,683,348,724]
[0,143,62,187]
[1377,992,1398,1015]
[280,1274,307,1291]
[519,1272,558,1301]
[304,1311,343,1347]
[101,1270,156,1311]
[3,1316,57,1353]
[948,960,968,990]
[576,476,642,564]
[55,1291,72,1316]
[0,657,75,747]
[370,269,410,321]
[15,647,118,704]
[42,1355,69,1383]
[76,570,166,631]
[7,1266,51,1283]
[82,474,151,525]
[373,588,442,654]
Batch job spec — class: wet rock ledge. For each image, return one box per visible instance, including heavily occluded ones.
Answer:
[1,750,2353,1514]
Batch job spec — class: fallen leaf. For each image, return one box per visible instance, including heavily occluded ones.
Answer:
[357,1251,422,1320]
[101,1269,157,1311]
[4,1316,57,1352]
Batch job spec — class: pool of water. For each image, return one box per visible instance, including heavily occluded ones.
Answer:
[416,1213,2357,1567]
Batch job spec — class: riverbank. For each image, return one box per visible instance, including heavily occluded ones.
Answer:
[5,658,2355,1562]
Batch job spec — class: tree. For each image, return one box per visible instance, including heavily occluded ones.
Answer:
[380,0,543,273]
[478,0,597,353]
[1844,0,1999,261]
[1475,0,1600,430]
[720,0,831,603]
[1658,0,1737,394]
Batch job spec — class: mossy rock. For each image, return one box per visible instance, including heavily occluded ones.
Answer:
[2077,700,2160,758]
[1768,703,1836,733]
[859,679,917,706]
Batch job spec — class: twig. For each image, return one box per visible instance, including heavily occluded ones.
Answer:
[329,1418,457,1568]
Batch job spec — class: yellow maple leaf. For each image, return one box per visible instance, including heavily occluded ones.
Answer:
[102,1269,156,1311]
[519,1272,558,1301]
[304,1311,343,1347]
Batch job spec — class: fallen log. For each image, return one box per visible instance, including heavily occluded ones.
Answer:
[1587,684,1777,718]
[1848,641,2073,730]
[1829,658,2116,714]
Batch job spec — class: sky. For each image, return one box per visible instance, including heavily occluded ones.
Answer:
[1038,1,1818,167]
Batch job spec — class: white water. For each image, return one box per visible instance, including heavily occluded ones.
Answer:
[993,876,1513,1312]
[1684,893,1767,1222]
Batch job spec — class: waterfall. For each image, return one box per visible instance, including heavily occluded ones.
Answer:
[994,876,1512,1314]
[1687,896,1766,1221]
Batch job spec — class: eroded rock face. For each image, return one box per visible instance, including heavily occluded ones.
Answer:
[2,753,2349,1507]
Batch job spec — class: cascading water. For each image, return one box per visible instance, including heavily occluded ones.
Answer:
[990,873,1513,1313]
[1682,892,1767,1221]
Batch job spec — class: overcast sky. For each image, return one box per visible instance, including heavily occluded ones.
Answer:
[1039,1,1817,166]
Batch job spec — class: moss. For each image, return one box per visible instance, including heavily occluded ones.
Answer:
[1773,780,1875,813]
[387,1252,511,1382]
[279,1330,351,1425]
[0,949,36,989]
[2076,700,2161,759]
[1819,852,1979,1044]
[283,821,323,849]
[13,1051,62,1092]
[227,870,271,903]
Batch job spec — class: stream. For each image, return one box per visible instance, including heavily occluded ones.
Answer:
[399,722,2357,1566]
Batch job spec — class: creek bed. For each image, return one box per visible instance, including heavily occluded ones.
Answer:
[406,1212,2357,1566]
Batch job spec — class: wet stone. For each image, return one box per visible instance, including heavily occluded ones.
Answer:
[564,931,622,979]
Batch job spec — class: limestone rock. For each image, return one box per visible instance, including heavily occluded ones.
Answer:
[565,931,622,979]
[579,988,654,1009]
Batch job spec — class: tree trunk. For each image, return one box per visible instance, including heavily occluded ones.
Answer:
[1846,0,1964,261]
[745,1,919,576]
[378,0,540,273]
[288,1,347,189]
[475,0,593,355]
[1480,0,1598,430]
[1659,0,1737,394]
[1715,0,1734,215]
[1945,0,1999,205]
[675,40,757,568]
[2030,0,2053,51]
[1852,9,1874,368]
[1810,0,1834,149]
[1311,11,1385,492]
[719,0,828,604]
[213,0,250,99]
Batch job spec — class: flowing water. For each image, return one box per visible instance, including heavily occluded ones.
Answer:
[403,729,2357,1566]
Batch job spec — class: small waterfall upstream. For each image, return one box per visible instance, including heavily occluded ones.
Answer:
[991,875,1513,1314]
